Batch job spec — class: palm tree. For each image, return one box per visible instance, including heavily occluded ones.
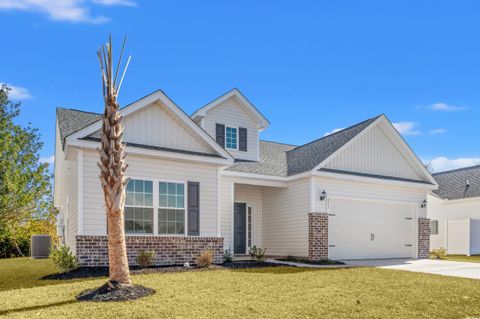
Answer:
[97,36,131,286]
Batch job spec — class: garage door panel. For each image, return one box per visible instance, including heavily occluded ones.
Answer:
[328,198,415,260]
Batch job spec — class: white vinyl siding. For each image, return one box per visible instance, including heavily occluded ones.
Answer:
[262,178,310,257]
[324,123,423,181]
[82,150,218,237]
[203,97,259,161]
[234,184,263,248]
[90,101,216,155]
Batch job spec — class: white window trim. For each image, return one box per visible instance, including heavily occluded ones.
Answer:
[123,177,188,237]
[158,180,187,236]
[225,126,239,151]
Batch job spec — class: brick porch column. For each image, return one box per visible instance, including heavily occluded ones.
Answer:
[418,218,430,259]
[308,213,328,261]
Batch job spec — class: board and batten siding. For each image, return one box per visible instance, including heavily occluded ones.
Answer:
[202,97,259,161]
[313,176,428,217]
[82,150,219,237]
[324,124,423,181]
[90,101,216,155]
[428,195,480,250]
[234,184,263,248]
[262,178,310,257]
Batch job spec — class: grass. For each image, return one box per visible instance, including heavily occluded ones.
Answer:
[443,255,480,263]
[1,258,480,318]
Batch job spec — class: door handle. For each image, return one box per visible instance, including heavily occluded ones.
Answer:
[370,233,375,241]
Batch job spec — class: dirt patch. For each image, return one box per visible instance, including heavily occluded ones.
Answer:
[76,281,155,302]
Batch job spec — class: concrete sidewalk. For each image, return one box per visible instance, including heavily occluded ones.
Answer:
[344,258,480,279]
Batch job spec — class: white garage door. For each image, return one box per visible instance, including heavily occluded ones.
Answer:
[328,198,416,260]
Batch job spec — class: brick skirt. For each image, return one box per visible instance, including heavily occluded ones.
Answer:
[76,235,224,267]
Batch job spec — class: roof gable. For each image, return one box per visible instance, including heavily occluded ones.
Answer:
[433,165,480,200]
[57,108,101,148]
[61,90,234,161]
[191,88,270,130]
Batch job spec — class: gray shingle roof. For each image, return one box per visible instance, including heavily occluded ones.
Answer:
[57,108,101,148]
[286,116,380,175]
[433,165,480,200]
[225,141,297,176]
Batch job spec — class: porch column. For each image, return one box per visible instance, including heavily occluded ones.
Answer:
[418,218,430,259]
[308,213,328,261]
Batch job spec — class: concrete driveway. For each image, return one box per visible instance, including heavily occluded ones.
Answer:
[344,258,480,279]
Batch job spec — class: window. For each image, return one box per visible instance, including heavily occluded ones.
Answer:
[159,182,186,235]
[225,126,238,150]
[125,179,154,234]
[430,220,438,235]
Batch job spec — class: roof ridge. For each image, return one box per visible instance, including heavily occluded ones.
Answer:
[288,115,382,153]
[433,164,480,175]
[260,139,298,147]
[57,107,101,115]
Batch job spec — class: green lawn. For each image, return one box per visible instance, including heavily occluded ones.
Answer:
[1,258,480,318]
[443,255,480,263]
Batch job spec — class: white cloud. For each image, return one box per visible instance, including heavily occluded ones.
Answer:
[393,122,420,136]
[428,156,480,172]
[1,83,33,99]
[324,128,345,137]
[0,0,136,23]
[428,102,467,112]
[39,155,55,165]
[429,128,446,135]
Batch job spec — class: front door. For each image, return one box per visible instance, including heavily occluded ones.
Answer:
[234,202,247,254]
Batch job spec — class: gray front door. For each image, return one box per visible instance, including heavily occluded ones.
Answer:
[234,202,247,254]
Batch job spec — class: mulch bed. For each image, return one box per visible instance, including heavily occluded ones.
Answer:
[276,257,345,265]
[76,281,155,302]
[43,261,287,280]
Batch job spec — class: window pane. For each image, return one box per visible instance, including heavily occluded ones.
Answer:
[176,210,184,222]
[159,195,167,208]
[135,180,143,193]
[167,222,176,234]
[177,184,184,196]
[135,193,143,206]
[159,182,167,194]
[159,209,166,221]
[176,222,184,234]
[126,180,134,192]
[144,221,153,234]
[168,195,176,208]
[167,209,176,221]
[143,208,153,221]
[144,194,153,207]
[126,192,134,206]
[177,195,184,208]
[125,220,134,233]
[168,183,176,195]
[144,181,153,194]
[159,221,167,234]
[125,207,134,220]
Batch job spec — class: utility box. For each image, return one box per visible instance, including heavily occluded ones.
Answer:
[31,235,52,259]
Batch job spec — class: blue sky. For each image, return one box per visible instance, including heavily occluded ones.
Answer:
[1,0,479,172]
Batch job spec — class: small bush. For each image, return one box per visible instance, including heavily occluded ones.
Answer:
[49,245,79,273]
[248,246,267,263]
[223,249,233,263]
[136,250,156,268]
[197,250,214,268]
[430,247,447,259]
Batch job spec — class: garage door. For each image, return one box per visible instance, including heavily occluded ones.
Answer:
[328,198,416,260]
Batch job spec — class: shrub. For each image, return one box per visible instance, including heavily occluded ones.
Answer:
[248,245,267,263]
[49,245,79,273]
[223,249,233,263]
[136,250,156,268]
[197,250,214,268]
[430,247,447,259]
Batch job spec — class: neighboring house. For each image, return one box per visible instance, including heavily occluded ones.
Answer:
[54,88,437,266]
[428,165,480,256]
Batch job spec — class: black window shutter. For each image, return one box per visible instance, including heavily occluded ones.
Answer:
[216,124,225,148]
[187,181,200,236]
[239,127,247,152]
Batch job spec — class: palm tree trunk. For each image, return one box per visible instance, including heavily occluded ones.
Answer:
[98,37,131,285]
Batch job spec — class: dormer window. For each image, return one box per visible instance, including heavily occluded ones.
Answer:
[225,126,238,150]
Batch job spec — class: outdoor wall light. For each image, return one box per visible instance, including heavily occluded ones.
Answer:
[320,190,327,201]
[420,199,427,209]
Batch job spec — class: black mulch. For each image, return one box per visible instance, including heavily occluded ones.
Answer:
[43,261,288,280]
[76,281,155,302]
[276,257,345,265]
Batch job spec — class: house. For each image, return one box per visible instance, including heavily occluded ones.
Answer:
[428,165,480,256]
[54,88,437,266]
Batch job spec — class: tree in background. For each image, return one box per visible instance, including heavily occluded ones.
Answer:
[0,85,57,258]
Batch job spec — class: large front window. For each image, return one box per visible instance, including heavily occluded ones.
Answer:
[225,126,238,150]
[158,182,186,235]
[125,179,154,234]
